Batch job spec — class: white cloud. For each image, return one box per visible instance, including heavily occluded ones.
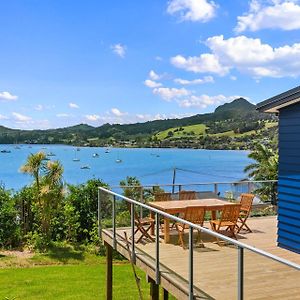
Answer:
[85,114,100,122]
[0,91,18,101]
[179,94,243,108]
[149,70,162,81]
[144,79,162,88]
[56,113,70,118]
[111,44,126,58]
[136,113,166,121]
[171,53,229,75]
[207,35,300,77]
[230,75,237,81]
[153,87,191,101]
[174,75,214,85]
[0,114,8,120]
[236,0,300,32]
[111,108,127,117]
[172,34,300,78]
[69,102,79,109]
[12,112,32,122]
[167,0,217,22]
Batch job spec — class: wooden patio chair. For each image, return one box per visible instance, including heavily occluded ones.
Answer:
[154,192,173,231]
[154,192,172,201]
[179,190,197,200]
[210,204,241,241]
[127,203,155,243]
[175,206,206,249]
[236,193,255,233]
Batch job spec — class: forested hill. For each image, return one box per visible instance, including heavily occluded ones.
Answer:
[0,98,277,149]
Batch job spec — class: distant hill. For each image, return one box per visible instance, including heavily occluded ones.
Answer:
[0,98,277,149]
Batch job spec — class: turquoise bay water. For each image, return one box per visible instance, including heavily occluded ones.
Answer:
[0,144,251,191]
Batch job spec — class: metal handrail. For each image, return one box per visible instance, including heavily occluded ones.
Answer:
[99,186,298,270]
[110,180,278,189]
[98,185,298,300]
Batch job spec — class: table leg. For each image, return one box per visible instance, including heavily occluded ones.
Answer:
[164,218,170,243]
[211,211,216,220]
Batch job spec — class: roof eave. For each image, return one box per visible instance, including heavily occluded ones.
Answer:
[257,97,300,113]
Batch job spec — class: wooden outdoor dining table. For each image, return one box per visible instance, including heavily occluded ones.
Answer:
[149,198,235,243]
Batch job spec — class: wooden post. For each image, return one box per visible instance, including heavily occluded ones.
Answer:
[106,242,113,300]
[163,288,169,300]
[148,276,159,300]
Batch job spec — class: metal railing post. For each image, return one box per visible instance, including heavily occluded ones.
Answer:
[247,182,251,193]
[214,183,218,195]
[189,227,194,300]
[112,195,116,249]
[98,189,102,238]
[140,186,143,218]
[131,203,136,263]
[238,247,244,300]
[179,184,182,193]
[155,213,160,284]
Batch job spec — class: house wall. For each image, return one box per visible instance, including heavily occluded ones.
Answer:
[278,102,300,253]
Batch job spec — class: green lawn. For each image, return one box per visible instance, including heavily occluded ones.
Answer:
[0,244,175,299]
[0,264,151,300]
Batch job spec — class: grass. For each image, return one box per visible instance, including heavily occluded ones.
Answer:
[0,264,151,300]
[0,244,175,299]
[155,121,278,141]
[156,124,207,140]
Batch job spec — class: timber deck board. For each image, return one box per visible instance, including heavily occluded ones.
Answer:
[102,216,300,300]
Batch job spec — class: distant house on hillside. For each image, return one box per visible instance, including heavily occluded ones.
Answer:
[257,86,300,254]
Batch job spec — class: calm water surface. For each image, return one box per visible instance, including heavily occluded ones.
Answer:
[0,144,251,190]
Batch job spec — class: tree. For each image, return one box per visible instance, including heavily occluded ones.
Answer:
[67,179,109,243]
[20,151,46,200]
[244,144,278,204]
[20,153,65,240]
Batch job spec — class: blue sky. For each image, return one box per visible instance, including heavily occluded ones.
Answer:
[1,0,300,129]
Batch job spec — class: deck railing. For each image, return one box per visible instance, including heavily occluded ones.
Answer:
[98,182,299,300]
[111,179,278,201]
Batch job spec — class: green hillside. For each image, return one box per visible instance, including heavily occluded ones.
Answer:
[156,124,207,140]
[0,98,278,150]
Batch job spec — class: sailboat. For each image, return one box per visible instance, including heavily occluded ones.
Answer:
[73,150,80,162]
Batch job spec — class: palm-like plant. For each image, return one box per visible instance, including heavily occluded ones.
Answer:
[245,144,278,203]
[20,152,64,238]
[244,144,278,180]
[20,151,46,192]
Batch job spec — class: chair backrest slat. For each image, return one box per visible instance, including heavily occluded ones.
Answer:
[220,204,241,223]
[179,190,197,200]
[154,192,172,202]
[240,193,255,212]
[184,206,206,226]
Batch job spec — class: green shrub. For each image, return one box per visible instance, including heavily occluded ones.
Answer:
[0,186,21,248]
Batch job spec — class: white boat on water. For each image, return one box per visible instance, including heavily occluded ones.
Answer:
[80,165,90,170]
[115,159,122,163]
[93,153,99,158]
[73,150,80,162]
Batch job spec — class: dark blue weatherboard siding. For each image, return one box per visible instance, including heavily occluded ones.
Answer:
[278,103,300,254]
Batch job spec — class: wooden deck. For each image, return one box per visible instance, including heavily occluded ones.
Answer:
[102,216,300,300]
